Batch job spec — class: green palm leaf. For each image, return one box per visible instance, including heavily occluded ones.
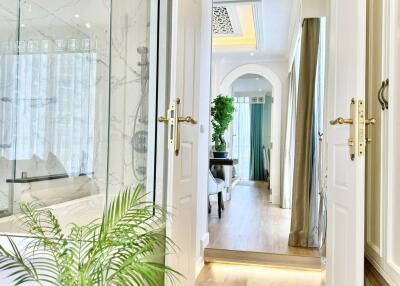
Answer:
[0,185,181,285]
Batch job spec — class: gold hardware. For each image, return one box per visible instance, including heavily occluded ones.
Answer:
[366,138,372,144]
[330,117,353,125]
[173,98,198,156]
[178,116,198,124]
[358,100,365,157]
[330,98,356,160]
[158,116,169,123]
[174,98,180,155]
[161,98,198,156]
[365,118,376,125]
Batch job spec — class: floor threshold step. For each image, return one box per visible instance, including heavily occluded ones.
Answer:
[204,248,321,270]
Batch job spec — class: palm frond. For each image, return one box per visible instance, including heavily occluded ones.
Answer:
[0,185,181,286]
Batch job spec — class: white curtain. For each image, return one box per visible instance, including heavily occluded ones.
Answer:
[281,48,300,209]
[0,39,97,174]
[232,97,251,180]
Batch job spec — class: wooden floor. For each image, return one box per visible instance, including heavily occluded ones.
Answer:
[196,262,322,286]
[208,182,319,257]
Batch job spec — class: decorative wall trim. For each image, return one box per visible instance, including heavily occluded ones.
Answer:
[365,258,390,286]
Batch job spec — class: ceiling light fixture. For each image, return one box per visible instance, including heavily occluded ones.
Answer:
[74,14,80,18]
[250,52,255,56]
[85,23,91,29]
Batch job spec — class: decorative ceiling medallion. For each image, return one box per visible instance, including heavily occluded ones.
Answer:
[212,4,257,51]
[213,7,235,35]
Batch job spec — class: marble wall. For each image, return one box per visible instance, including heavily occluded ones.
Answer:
[0,0,157,234]
[108,0,154,198]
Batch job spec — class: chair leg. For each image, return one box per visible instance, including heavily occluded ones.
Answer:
[208,197,211,214]
[217,192,222,219]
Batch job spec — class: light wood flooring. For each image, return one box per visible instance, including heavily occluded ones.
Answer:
[196,262,322,286]
[207,182,319,257]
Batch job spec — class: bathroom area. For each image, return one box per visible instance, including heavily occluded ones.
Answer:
[0,0,161,233]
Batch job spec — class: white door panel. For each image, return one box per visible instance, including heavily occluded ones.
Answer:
[326,0,366,285]
[165,0,201,284]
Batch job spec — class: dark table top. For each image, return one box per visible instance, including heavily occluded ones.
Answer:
[209,158,239,166]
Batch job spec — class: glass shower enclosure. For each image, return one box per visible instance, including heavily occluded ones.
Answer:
[0,0,161,233]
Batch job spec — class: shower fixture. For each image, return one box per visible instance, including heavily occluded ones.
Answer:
[131,46,149,183]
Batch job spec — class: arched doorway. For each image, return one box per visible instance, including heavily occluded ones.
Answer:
[219,64,282,204]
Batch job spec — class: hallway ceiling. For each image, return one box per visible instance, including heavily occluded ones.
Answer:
[232,74,273,94]
[213,0,294,60]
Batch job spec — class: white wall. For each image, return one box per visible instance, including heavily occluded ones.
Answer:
[288,0,327,69]
[195,0,212,278]
[302,0,327,18]
[263,95,273,150]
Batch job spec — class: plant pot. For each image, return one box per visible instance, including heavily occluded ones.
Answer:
[213,151,228,158]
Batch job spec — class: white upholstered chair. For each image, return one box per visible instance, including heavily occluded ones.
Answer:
[208,170,225,218]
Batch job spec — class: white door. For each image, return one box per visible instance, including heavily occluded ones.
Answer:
[164,0,201,285]
[326,0,367,285]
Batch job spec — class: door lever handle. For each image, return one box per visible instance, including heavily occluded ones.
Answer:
[330,117,353,125]
[178,116,197,124]
[365,118,376,125]
[158,116,169,123]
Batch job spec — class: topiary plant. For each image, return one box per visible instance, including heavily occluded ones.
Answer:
[211,95,235,152]
[0,185,181,286]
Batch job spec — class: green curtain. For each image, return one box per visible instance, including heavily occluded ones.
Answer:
[250,104,265,181]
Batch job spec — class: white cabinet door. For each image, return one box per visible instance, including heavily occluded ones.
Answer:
[325,0,367,285]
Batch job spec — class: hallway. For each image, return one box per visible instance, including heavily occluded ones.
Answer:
[208,182,319,257]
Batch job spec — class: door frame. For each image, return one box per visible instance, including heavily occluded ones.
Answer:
[219,64,282,204]
[165,0,368,283]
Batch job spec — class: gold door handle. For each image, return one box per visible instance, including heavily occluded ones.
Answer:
[161,98,198,156]
[178,116,197,124]
[330,117,353,125]
[365,118,376,125]
[174,99,197,155]
[158,116,169,123]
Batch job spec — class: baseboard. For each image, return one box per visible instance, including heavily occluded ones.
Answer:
[201,232,210,250]
[365,258,390,286]
[195,256,205,278]
[271,192,280,205]
[204,248,321,270]
[195,232,210,278]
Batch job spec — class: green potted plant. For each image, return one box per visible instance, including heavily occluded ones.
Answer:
[211,95,235,158]
[0,185,181,286]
